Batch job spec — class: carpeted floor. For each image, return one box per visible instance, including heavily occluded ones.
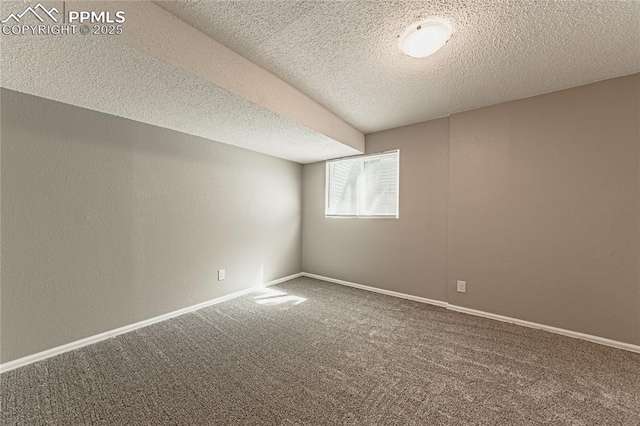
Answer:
[1,277,639,425]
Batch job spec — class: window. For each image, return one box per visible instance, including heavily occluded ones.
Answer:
[325,150,399,218]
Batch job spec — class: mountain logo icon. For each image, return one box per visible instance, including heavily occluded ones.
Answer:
[1,3,59,24]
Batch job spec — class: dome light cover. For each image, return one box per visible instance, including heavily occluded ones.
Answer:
[399,19,453,58]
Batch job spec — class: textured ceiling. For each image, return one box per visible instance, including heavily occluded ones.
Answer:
[0,1,362,164]
[158,0,640,133]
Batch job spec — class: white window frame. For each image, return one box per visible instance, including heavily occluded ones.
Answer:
[325,150,400,219]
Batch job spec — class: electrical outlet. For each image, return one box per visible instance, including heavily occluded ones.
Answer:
[456,280,466,293]
[218,269,226,281]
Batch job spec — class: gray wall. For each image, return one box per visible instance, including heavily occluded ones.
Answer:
[302,119,449,300]
[1,89,302,363]
[2,74,639,363]
[448,74,639,345]
[303,73,640,345]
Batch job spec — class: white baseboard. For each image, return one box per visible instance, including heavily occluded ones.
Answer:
[302,272,449,308]
[0,273,303,374]
[3,270,637,373]
[301,273,640,354]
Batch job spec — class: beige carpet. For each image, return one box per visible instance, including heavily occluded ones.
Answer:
[2,277,639,425]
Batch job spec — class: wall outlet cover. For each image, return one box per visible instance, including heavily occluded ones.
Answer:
[218,269,226,281]
[457,280,466,293]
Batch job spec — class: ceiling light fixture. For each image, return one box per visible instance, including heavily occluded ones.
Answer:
[399,19,453,58]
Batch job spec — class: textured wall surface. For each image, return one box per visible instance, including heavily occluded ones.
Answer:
[302,119,449,301]
[303,74,640,345]
[448,74,640,345]
[160,1,640,133]
[0,89,302,363]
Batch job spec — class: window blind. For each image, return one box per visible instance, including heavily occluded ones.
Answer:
[325,150,399,218]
